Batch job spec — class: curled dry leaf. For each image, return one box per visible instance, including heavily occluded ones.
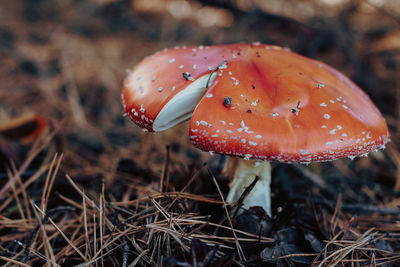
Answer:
[0,113,49,143]
[373,31,400,53]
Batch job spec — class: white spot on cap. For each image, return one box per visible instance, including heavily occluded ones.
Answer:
[320,102,327,107]
[241,138,246,143]
[255,135,262,139]
[179,65,184,69]
[168,58,176,63]
[317,83,325,88]
[324,114,330,119]
[157,87,163,92]
[248,141,257,146]
[206,93,213,98]
[200,120,210,126]
[244,154,252,160]
[193,64,197,69]
[219,62,227,69]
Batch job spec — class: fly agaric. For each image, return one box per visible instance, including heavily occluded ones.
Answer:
[122,43,389,216]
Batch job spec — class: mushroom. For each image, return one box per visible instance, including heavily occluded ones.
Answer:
[122,43,389,216]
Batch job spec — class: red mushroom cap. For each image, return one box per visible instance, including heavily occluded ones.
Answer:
[122,43,389,163]
[122,45,232,131]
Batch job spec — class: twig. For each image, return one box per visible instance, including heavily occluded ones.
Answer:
[30,200,58,267]
[0,256,31,267]
[232,176,260,218]
[32,203,88,262]
[317,228,376,267]
[159,145,170,193]
[128,249,149,267]
[100,182,105,267]
[111,192,223,206]
[208,168,246,262]
[0,125,60,198]
[122,239,129,267]
[74,243,125,267]
[83,192,92,259]
[7,167,26,222]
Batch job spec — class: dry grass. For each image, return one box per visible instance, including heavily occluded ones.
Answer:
[0,146,274,266]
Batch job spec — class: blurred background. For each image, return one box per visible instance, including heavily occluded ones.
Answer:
[1,0,400,266]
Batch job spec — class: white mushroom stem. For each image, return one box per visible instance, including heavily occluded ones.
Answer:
[223,157,272,216]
